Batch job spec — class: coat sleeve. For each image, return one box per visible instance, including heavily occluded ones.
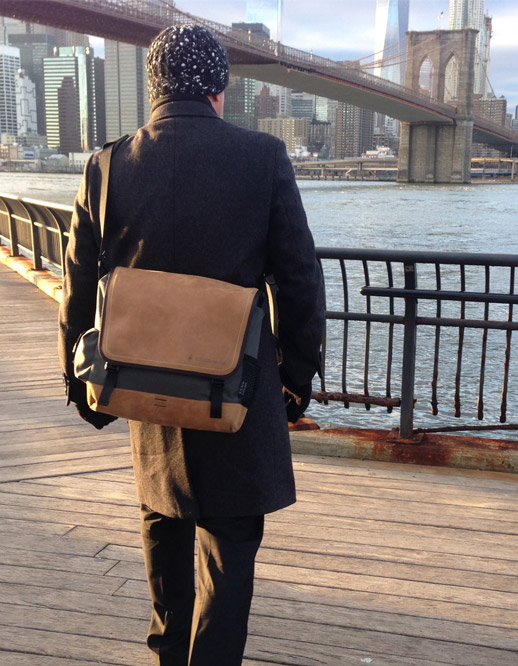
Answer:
[266,140,325,386]
[58,155,101,403]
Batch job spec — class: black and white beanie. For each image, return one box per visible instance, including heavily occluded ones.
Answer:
[146,25,230,102]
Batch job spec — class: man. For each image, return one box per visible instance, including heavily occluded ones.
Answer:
[59,24,324,666]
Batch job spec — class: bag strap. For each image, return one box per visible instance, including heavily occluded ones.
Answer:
[97,135,129,278]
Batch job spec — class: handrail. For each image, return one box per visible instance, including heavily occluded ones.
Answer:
[2,194,518,440]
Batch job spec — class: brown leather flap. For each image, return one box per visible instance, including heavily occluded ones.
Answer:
[100,267,258,376]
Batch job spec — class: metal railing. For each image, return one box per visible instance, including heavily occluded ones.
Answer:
[316,248,518,438]
[2,193,518,439]
[0,194,72,275]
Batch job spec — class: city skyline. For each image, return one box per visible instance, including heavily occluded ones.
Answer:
[167,1,517,111]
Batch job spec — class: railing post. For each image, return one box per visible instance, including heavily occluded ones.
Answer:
[400,262,418,438]
[6,202,19,257]
[23,203,42,271]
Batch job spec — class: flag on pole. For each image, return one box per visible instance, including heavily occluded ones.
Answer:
[438,11,444,19]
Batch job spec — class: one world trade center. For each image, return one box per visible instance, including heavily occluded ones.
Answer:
[374,0,410,86]
[246,0,283,42]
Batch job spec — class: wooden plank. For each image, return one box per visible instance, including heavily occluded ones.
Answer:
[0,654,113,666]
[0,490,139,519]
[0,581,148,620]
[0,626,147,666]
[244,630,518,666]
[64,526,142,548]
[106,557,518,611]
[0,602,147,643]
[0,423,128,448]
[118,577,518,631]
[0,654,108,666]
[0,563,126,595]
[0,434,129,459]
[0,503,140,532]
[1,478,136,503]
[0,533,107,558]
[294,472,518,508]
[291,496,518,533]
[0,445,130,468]
[0,517,74,537]
[293,454,518,490]
[0,546,117,576]
[0,453,133,483]
[267,508,518,553]
[265,518,518,562]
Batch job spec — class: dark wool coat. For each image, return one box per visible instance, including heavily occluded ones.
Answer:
[59,97,325,519]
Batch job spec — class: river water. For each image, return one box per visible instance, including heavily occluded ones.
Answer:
[2,172,518,436]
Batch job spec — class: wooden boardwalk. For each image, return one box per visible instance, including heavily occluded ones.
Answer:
[1,261,518,666]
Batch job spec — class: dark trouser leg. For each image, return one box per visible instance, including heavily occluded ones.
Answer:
[140,505,196,666]
[188,515,264,666]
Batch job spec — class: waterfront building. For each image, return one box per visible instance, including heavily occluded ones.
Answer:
[257,117,308,152]
[224,75,257,129]
[103,41,148,140]
[334,103,374,158]
[315,96,330,122]
[291,91,316,120]
[448,0,490,97]
[308,118,331,157]
[474,95,507,126]
[472,94,508,157]
[269,84,292,117]
[16,69,37,135]
[43,46,103,152]
[0,45,20,135]
[255,85,279,121]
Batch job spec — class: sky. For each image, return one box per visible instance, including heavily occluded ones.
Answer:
[162,0,518,113]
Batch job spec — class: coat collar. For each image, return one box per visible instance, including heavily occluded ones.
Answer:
[151,95,219,122]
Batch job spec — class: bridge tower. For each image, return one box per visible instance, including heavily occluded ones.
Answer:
[397,29,478,183]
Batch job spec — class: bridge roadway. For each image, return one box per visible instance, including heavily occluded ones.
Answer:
[1,0,517,150]
[2,256,518,663]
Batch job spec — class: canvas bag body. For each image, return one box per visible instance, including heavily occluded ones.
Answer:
[74,266,264,432]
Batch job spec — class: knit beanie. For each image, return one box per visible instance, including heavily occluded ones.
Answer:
[146,24,230,102]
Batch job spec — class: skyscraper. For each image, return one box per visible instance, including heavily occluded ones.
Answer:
[0,45,20,135]
[246,0,283,42]
[16,69,37,135]
[43,46,102,151]
[335,103,374,158]
[104,40,149,140]
[374,0,409,86]
[448,0,490,96]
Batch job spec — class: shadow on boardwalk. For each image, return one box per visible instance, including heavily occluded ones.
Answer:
[1,262,518,665]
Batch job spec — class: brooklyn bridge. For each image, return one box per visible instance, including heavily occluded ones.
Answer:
[1,0,517,182]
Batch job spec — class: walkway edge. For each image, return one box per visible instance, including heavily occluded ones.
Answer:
[290,427,518,474]
[0,246,63,303]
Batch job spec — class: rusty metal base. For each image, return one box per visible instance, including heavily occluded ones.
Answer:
[290,425,518,474]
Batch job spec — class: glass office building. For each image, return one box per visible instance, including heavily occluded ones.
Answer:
[448,0,489,96]
[0,45,21,135]
[374,0,409,86]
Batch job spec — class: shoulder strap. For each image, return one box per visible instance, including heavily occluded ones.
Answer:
[97,135,129,277]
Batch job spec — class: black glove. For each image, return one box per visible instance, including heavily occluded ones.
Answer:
[74,397,118,430]
[278,365,312,424]
[65,374,117,430]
